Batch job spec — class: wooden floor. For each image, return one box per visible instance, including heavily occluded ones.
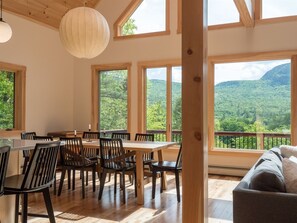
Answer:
[25,173,241,223]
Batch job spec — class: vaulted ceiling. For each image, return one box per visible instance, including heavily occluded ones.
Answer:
[3,0,100,29]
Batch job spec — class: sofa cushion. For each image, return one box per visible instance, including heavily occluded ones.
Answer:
[280,145,297,158]
[250,159,286,192]
[283,156,297,193]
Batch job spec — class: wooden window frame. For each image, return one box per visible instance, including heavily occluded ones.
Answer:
[137,59,181,141]
[208,50,297,157]
[114,0,170,40]
[0,61,26,131]
[91,63,132,133]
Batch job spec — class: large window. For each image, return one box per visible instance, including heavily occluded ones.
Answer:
[262,0,297,19]
[0,62,25,131]
[208,52,297,153]
[114,0,169,38]
[139,61,182,143]
[91,64,131,133]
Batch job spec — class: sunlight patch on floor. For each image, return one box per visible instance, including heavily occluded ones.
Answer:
[120,207,165,222]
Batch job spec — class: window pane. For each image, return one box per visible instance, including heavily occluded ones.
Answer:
[172,66,182,143]
[214,60,291,150]
[99,70,128,131]
[122,0,166,35]
[208,0,240,26]
[262,0,297,19]
[146,67,167,141]
[0,71,14,129]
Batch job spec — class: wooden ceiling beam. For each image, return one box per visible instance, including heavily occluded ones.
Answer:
[234,0,254,27]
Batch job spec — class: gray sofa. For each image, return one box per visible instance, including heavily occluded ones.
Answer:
[233,147,297,223]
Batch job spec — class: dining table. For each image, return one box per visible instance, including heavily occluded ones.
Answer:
[82,139,177,205]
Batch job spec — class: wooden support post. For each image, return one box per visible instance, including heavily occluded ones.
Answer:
[182,0,208,222]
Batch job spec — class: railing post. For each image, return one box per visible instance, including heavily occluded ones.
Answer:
[258,133,264,150]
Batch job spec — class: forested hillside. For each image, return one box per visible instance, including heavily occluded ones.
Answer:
[215,63,290,133]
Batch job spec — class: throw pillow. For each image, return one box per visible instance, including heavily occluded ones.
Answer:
[250,159,286,192]
[283,156,297,193]
[280,145,297,158]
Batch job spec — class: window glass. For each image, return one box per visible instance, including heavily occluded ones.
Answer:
[146,67,167,139]
[122,0,166,35]
[99,70,128,132]
[208,0,240,26]
[262,0,297,19]
[214,59,291,150]
[0,70,14,129]
[171,66,182,142]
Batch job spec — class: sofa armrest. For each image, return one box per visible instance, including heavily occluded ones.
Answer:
[233,187,297,223]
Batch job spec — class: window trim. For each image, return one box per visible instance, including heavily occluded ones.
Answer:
[208,50,297,157]
[114,0,170,39]
[0,61,26,131]
[137,59,181,141]
[91,63,132,132]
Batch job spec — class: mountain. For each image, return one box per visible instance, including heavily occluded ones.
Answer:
[215,63,291,131]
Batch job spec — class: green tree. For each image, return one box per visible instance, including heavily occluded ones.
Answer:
[122,18,137,35]
[99,70,128,131]
[0,71,14,129]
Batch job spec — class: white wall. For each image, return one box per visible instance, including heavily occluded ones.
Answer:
[0,12,75,135]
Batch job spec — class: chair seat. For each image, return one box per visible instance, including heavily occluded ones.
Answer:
[4,175,52,193]
[152,161,181,170]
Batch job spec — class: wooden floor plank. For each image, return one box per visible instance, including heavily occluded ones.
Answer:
[25,173,241,223]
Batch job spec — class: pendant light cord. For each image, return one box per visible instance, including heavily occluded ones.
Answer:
[0,0,3,21]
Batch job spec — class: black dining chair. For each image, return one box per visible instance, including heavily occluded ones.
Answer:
[82,131,100,185]
[33,135,60,195]
[0,146,10,196]
[135,133,155,167]
[58,137,97,199]
[4,141,60,223]
[111,132,131,140]
[152,144,182,202]
[20,132,36,174]
[98,138,136,203]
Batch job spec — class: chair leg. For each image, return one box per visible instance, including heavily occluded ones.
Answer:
[92,166,96,192]
[58,168,66,196]
[98,170,107,200]
[21,193,28,223]
[152,170,157,200]
[121,170,126,203]
[134,169,137,197]
[15,194,20,223]
[43,188,56,223]
[81,169,85,199]
[67,169,71,190]
[86,170,89,186]
[175,170,181,202]
[53,171,57,195]
[114,172,117,194]
[160,172,164,194]
[72,169,76,190]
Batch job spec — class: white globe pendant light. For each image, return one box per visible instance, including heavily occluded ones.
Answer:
[59,7,110,59]
[0,0,12,43]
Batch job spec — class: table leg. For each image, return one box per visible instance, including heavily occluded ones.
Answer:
[136,151,144,205]
[157,150,167,190]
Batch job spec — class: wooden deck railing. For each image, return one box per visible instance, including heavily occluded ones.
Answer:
[99,129,290,150]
